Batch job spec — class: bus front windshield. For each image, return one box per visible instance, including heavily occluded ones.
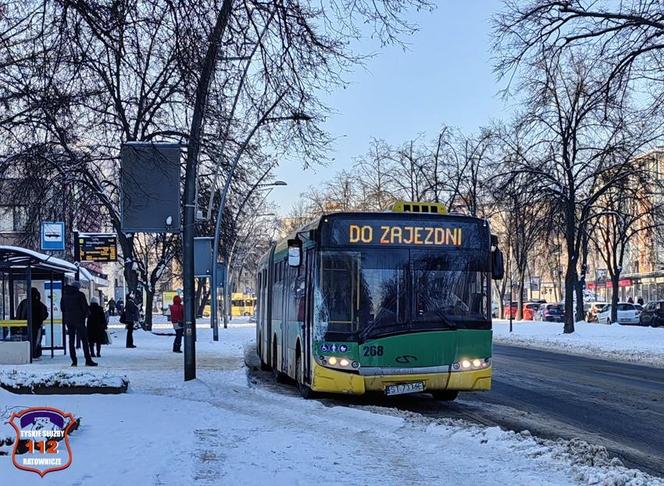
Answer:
[316,249,490,342]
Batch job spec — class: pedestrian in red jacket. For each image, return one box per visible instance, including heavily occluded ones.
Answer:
[170,295,184,353]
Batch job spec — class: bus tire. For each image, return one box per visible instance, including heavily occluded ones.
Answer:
[296,354,315,399]
[272,338,286,383]
[432,390,459,401]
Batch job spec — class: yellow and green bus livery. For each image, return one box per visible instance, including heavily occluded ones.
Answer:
[255,201,504,399]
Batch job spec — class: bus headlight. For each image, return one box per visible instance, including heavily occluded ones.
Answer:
[452,358,490,371]
[320,355,357,370]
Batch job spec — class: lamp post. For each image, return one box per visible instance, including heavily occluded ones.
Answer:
[211,179,286,341]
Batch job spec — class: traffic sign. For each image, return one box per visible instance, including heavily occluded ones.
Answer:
[75,233,118,262]
[40,222,65,251]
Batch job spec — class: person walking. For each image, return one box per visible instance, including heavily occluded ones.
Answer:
[169,295,184,353]
[17,288,49,359]
[107,298,116,316]
[116,299,124,315]
[123,293,139,348]
[61,281,97,367]
[87,298,108,358]
[638,296,645,306]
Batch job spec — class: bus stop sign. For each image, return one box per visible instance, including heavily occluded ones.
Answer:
[40,222,65,251]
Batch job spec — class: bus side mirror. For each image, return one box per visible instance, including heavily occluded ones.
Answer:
[492,249,504,280]
[288,238,302,267]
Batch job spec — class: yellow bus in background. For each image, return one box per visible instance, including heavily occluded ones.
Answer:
[231,293,256,317]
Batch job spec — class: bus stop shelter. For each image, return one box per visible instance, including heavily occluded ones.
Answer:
[0,246,78,364]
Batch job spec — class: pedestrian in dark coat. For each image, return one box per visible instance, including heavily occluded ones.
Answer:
[60,281,96,367]
[170,295,184,353]
[123,293,140,348]
[87,298,108,358]
[107,298,116,316]
[17,288,49,359]
[116,299,124,315]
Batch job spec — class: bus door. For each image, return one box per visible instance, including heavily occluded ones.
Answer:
[264,247,275,366]
[303,248,315,384]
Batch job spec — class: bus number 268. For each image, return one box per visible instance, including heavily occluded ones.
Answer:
[363,345,384,357]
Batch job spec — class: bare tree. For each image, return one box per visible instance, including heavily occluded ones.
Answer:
[354,139,397,210]
[501,52,647,333]
[495,0,664,108]
[492,120,551,319]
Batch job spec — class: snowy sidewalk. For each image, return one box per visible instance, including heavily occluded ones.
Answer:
[0,323,661,485]
[494,320,664,368]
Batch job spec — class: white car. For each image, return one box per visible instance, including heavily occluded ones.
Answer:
[596,303,641,325]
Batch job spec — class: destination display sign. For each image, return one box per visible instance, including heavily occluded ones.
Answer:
[75,233,118,263]
[324,218,488,249]
[349,224,462,246]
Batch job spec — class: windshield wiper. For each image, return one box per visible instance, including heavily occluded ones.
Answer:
[428,308,457,329]
[358,315,386,344]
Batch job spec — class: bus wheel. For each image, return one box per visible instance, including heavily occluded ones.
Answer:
[296,354,315,399]
[432,390,459,401]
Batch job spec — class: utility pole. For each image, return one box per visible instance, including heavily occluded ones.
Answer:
[181,2,233,381]
[508,226,513,333]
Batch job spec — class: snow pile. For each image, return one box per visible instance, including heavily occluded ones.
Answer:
[423,421,660,486]
[351,406,661,486]
[0,369,128,390]
[493,320,664,367]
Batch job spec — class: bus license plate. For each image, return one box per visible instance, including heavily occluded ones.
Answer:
[385,382,425,396]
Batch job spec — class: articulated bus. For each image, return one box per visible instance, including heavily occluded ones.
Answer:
[255,202,504,399]
[231,293,256,317]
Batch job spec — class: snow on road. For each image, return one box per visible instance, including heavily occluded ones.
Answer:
[494,320,664,368]
[0,321,661,485]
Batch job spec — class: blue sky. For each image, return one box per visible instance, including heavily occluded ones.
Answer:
[271,1,510,212]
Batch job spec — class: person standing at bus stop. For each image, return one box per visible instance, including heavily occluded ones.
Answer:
[169,295,184,353]
[17,288,49,359]
[61,281,97,367]
[123,293,139,348]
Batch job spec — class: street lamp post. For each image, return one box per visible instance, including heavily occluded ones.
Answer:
[211,179,286,341]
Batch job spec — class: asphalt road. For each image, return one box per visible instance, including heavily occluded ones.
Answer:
[246,344,664,477]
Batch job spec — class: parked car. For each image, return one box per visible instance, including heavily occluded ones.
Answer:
[639,301,664,327]
[535,303,565,322]
[503,302,518,319]
[597,303,641,325]
[586,302,608,323]
[523,302,542,320]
